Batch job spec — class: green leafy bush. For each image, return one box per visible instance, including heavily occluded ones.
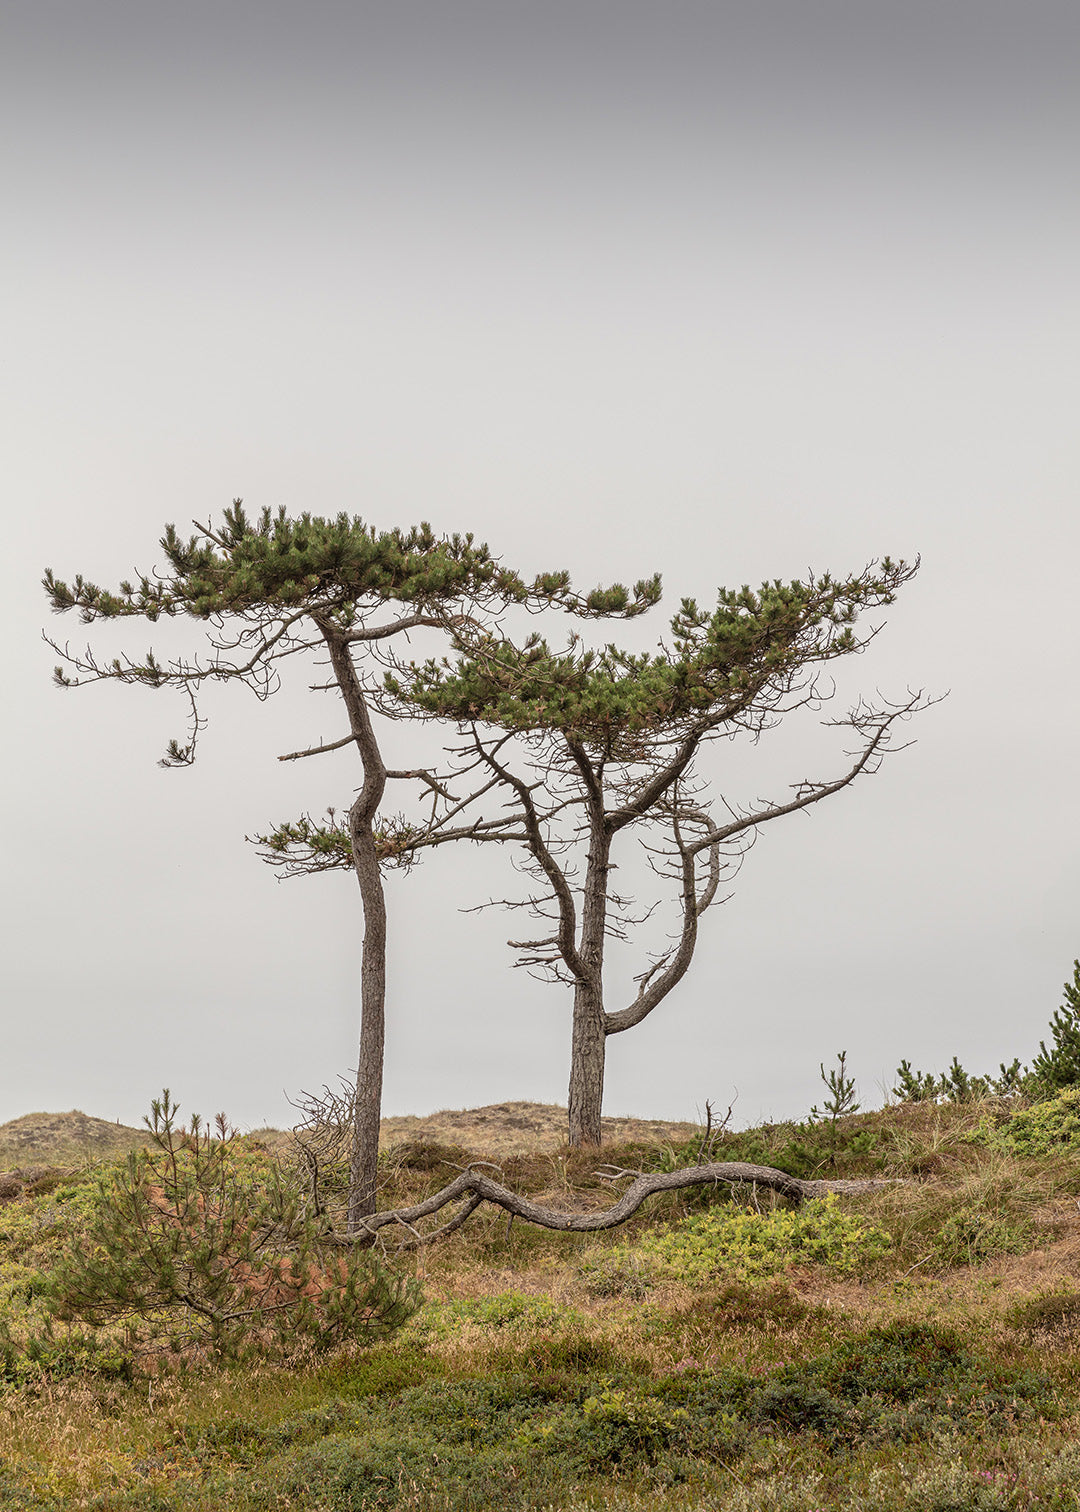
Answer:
[632,1194,891,1283]
[579,1247,656,1298]
[932,1207,1034,1266]
[782,1320,1056,1436]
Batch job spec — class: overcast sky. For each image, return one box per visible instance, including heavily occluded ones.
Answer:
[2,1,1077,1135]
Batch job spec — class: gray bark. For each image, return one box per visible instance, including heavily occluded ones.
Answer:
[568,810,611,1146]
[328,1160,903,1248]
[324,630,388,1230]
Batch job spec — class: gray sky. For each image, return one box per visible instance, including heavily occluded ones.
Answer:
[2,1,1078,1133]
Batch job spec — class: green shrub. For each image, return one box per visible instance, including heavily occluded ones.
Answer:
[1007,1284,1080,1341]
[45,1092,421,1365]
[932,1208,1035,1266]
[992,1088,1080,1154]
[404,1291,580,1344]
[783,1320,1056,1435]
[0,1461,43,1511]
[579,1247,656,1298]
[0,1319,133,1387]
[702,1279,814,1331]
[901,1458,1015,1511]
[632,1193,891,1283]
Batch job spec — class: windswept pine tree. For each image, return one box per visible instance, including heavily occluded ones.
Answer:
[44,504,660,1223]
[384,561,928,1146]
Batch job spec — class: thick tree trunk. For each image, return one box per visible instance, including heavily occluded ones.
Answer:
[567,810,610,1146]
[568,982,606,1146]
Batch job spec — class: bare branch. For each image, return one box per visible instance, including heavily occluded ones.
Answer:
[278,733,358,762]
[685,692,930,859]
[327,1162,903,1248]
[339,612,450,644]
[471,729,588,985]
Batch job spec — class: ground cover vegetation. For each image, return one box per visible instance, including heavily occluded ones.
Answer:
[7,1037,1080,1511]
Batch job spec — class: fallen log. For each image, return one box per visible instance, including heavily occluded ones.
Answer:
[326,1161,902,1249]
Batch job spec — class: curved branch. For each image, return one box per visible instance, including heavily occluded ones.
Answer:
[685,693,929,858]
[329,1162,901,1247]
[340,612,449,643]
[604,803,723,1035]
[472,729,588,984]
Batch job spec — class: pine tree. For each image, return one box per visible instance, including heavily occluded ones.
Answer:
[1032,961,1080,1091]
[373,561,928,1146]
[48,1092,420,1361]
[45,506,658,1223]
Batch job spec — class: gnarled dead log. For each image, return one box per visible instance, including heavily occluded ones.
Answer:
[326,1161,901,1249]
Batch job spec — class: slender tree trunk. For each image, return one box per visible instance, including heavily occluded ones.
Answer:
[324,631,388,1229]
[347,821,386,1226]
[567,810,610,1146]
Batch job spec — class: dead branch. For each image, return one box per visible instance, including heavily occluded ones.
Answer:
[326,1161,903,1249]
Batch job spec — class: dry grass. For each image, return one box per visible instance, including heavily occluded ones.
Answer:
[0,1102,701,1175]
[8,1095,1080,1509]
[0,1112,147,1173]
[377,1101,701,1158]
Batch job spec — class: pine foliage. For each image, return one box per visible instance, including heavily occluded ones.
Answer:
[47,1092,420,1363]
[1032,961,1080,1091]
[389,561,915,756]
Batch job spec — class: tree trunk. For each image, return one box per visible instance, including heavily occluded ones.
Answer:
[568,982,606,1146]
[567,806,610,1146]
[347,822,386,1227]
[324,631,389,1230]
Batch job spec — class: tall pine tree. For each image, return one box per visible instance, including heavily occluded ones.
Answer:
[275,558,928,1146]
[45,505,659,1223]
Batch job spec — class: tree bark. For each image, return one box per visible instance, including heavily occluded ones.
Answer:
[324,631,388,1230]
[327,1161,903,1247]
[347,820,386,1227]
[568,984,606,1147]
[568,807,610,1146]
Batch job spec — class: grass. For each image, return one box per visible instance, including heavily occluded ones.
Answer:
[4,1096,1080,1509]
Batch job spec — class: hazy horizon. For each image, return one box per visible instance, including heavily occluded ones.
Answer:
[3,2,1077,1134]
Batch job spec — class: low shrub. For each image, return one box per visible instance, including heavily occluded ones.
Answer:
[44,1092,421,1365]
[700,1279,814,1331]
[0,1319,134,1387]
[579,1247,656,1298]
[991,1088,1080,1155]
[1007,1284,1080,1342]
[633,1193,891,1283]
[782,1320,1057,1437]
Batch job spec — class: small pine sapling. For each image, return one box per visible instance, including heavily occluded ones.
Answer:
[892,1060,940,1103]
[893,1056,1027,1104]
[46,1091,420,1364]
[811,1051,861,1168]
